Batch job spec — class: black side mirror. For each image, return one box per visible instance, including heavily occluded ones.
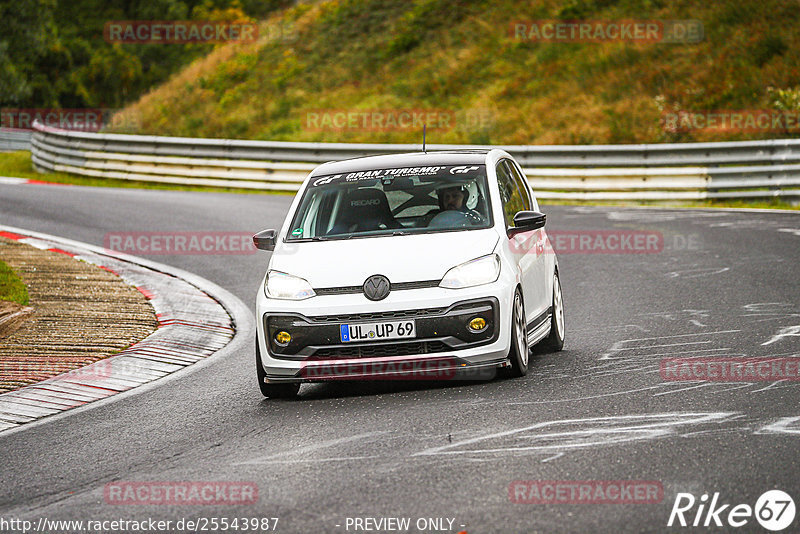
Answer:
[253,229,277,251]
[507,211,546,237]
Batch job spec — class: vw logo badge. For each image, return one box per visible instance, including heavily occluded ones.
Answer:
[363,274,391,301]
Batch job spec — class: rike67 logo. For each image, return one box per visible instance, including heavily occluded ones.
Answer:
[668,490,795,531]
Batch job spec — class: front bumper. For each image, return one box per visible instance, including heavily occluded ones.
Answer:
[264,297,498,359]
[256,286,514,383]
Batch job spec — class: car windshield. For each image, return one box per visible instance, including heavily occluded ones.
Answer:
[286,164,492,241]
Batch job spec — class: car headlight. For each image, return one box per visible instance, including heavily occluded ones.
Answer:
[439,254,500,289]
[264,270,316,300]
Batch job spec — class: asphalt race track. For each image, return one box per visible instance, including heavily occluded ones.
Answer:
[1,182,799,533]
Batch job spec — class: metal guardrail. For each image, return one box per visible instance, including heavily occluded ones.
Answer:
[30,121,800,200]
[0,129,33,152]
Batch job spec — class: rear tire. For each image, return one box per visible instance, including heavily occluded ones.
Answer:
[505,289,529,378]
[256,337,300,399]
[542,270,565,351]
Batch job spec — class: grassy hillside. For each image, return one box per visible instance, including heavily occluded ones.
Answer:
[111,0,800,145]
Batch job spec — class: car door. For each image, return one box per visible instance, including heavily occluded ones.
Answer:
[496,160,538,323]
[504,159,549,325]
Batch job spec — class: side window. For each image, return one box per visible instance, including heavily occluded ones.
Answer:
[506,161,535,211]
[496,160,525,227]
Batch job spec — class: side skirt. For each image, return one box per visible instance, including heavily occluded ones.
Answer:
[526,307,553,347]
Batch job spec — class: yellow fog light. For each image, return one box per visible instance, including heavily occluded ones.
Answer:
[468,317,487,332]
[274,331,291,346]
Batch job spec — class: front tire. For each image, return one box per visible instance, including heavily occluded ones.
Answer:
[542,270,565,351]
[256,337,300,399]
[505,289,529,377]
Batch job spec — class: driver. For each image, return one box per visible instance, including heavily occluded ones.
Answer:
[439,185,469,211]
[418,184,481,227]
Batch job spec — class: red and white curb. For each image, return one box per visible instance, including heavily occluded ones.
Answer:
[0,225,252,434]
[0,176,69,186]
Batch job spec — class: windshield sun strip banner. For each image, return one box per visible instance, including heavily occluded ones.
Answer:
[310,165,485,187]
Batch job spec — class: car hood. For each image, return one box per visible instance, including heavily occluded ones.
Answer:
[269,229,500,288]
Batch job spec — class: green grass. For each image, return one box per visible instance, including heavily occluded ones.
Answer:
[0,260,29,306]
[0,151,292,195]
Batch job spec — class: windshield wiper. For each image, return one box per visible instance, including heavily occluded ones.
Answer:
[310,234,353,241]
[309,230,412,241]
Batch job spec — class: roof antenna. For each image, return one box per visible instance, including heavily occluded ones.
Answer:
[422,123,427,153]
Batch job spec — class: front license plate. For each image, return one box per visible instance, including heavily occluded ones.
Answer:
[340,320,416,343]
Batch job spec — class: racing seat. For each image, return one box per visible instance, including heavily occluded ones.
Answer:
[327,188,402,235]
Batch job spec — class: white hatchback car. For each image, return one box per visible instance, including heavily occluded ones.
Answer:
[254,150,564,398]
